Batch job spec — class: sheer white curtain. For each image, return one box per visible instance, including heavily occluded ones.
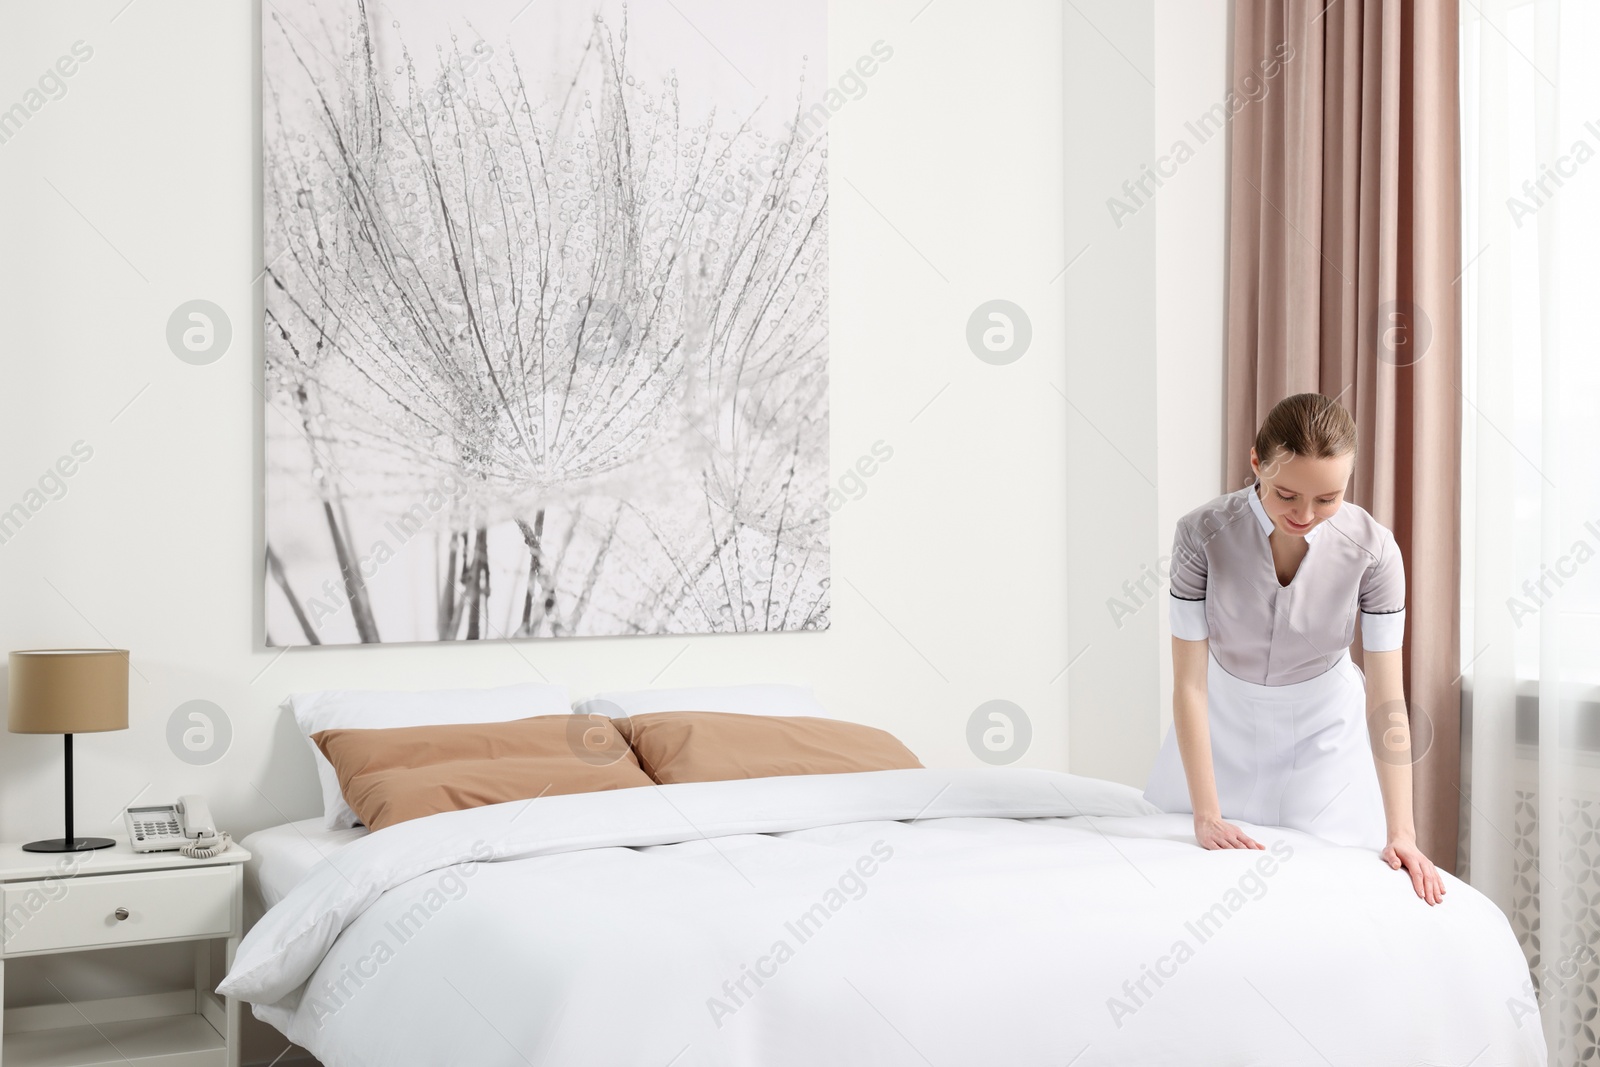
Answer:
[1461,1,1600,1062]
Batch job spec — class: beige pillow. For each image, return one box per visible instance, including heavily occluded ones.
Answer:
[613,711,922,785]
[311,715,652,831]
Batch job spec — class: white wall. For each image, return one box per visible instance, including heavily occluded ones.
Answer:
[1063,0,1229,785]
[1153,0,1230,734]
[1063,0,1160,786]
[0,0,1071,851]
[0,1,1227,1061]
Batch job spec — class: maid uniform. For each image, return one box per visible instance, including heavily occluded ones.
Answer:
[1143,479,1407,851]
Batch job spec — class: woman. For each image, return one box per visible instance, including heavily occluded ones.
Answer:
[1143,393,1445,905]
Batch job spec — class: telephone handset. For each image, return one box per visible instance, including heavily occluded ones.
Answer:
[124,795,231,858]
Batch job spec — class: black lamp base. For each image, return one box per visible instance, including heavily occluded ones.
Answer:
[27,735,117,855]
[22,837,116,853]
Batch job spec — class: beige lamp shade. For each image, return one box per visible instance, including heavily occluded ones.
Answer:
[8,650,129,734]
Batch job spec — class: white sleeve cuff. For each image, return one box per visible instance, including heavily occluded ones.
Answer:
[1170,595,1208,641]
[1360,609,1405,652]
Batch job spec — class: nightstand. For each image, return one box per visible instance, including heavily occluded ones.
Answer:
[0,839,250,1067]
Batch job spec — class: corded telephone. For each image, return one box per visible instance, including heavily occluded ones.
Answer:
[123,795,231,858]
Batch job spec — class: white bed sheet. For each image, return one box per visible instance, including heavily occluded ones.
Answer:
[223,768,1546,1067]
[242,819,369,909]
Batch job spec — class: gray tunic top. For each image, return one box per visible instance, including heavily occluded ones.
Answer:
[1168,479,1406,686]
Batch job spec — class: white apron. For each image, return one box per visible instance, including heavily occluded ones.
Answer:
[1143,649,1387,851]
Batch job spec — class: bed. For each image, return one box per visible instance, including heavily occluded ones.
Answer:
[242,819,369,910]
[220,766,1546,1066]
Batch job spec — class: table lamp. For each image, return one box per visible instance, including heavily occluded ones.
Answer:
[8,649,130,853]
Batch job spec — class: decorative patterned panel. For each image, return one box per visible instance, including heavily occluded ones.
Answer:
[1502,788,1600,1065]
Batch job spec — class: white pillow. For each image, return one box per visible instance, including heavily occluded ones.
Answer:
[290,682,571,830]
[576,683,833,720]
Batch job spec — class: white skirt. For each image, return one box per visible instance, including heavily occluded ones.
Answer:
[1143,649,1387,851]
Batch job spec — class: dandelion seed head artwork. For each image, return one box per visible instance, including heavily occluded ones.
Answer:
[263,0,829,645]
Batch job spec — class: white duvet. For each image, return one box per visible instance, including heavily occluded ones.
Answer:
[220,768,1546,1067]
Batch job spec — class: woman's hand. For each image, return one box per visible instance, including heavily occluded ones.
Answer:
[1194,813,1265,850]
[1382,836,1446,904]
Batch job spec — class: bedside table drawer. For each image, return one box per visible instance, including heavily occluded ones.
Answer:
[2,865,235,955]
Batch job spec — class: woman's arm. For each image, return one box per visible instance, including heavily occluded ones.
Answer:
[1173,635,1263,850]
[1363,648,1446,904]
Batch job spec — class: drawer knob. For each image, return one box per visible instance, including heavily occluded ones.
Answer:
[114,908,129,921]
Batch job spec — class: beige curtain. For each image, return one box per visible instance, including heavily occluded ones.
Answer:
[1224,0,1463,869]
